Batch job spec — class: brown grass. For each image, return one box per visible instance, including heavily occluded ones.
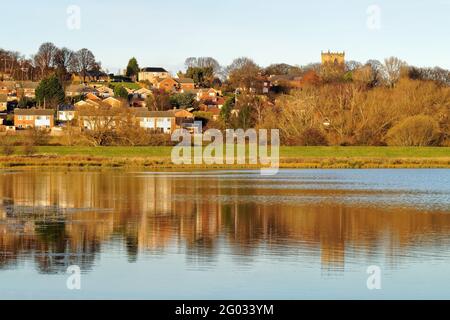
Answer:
[0,155,448,169]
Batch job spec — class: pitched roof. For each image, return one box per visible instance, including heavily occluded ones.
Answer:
[75,99,100,108]
[171,109,194,118]
[86,92,101,101]
[95,85,113,93]
[19,81,39,89]
[14,108,54,116]
[58,105,75,111]
[176,78,195,84]
[134,87,153,94]
[132,108,175,118]
[140,67,168,73]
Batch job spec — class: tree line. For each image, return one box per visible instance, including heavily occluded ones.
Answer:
[0,43,101,83]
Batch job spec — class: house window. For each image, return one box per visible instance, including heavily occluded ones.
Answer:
[18,116,23,120]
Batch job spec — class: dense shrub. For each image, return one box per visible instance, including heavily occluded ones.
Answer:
[385,115,441,146]
[301,128,328,146]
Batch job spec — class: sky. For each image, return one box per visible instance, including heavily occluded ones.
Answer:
[1,0,449,74]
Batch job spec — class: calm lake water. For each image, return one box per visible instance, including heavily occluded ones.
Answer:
[0,169,449,299]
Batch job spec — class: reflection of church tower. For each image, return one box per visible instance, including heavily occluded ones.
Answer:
[321,50,345,66]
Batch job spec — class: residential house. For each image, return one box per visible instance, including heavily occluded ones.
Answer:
[196,88,222,101]
[176,78,195,91]
[95,85,114,98]
[102,97,123,108]
[14,108,54,129]
[57,105,77,122]
[138,67,170,83]
[0,94,7,112]
[77,105,119,131]
[131,108,176,134]
[18,82,39,99]
[66,84,99,97]
[156,78,180,92]
[65,84,84,97]
[171,109,195,128]
[134,87,153,99]
[203,96,225,109]
[74,99,101,108]
[85,92,101,101]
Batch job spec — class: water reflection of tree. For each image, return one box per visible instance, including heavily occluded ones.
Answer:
[0,170,450,274]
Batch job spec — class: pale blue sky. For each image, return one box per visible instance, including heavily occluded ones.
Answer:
[1,0,449,74]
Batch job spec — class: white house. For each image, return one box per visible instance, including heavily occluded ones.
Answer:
[57,105,77,122]
[132,108,176,134]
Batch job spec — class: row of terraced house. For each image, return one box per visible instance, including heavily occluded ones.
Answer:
[10,105,196,134]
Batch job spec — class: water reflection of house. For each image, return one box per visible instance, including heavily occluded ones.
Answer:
[2,171,450,272]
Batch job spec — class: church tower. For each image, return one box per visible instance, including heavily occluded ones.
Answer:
[321,50,345,65]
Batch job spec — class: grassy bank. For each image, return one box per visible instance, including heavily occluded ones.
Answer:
[0,146,449,169]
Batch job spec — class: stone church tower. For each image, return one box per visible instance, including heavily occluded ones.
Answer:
[321,51,345,65]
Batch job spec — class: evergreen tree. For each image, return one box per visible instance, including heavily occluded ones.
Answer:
[35,74,65,108]
[126,57,140,78]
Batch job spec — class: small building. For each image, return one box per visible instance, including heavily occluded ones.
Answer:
[138,67,170,83]
[14,108,54,129]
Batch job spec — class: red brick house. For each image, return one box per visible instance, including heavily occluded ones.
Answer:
[14,108,55,129]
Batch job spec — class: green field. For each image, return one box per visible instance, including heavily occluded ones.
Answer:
[29,146,450,159]
[0,146,448,169]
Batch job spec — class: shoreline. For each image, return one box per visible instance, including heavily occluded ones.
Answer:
[0,155,449,169]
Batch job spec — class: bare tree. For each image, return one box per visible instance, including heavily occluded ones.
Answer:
[34,42,58,78]
[185,57,221,74]
[54,47,75,83]
[383,57,406,87]
[73,48,96,82]
[226,57,262,91]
